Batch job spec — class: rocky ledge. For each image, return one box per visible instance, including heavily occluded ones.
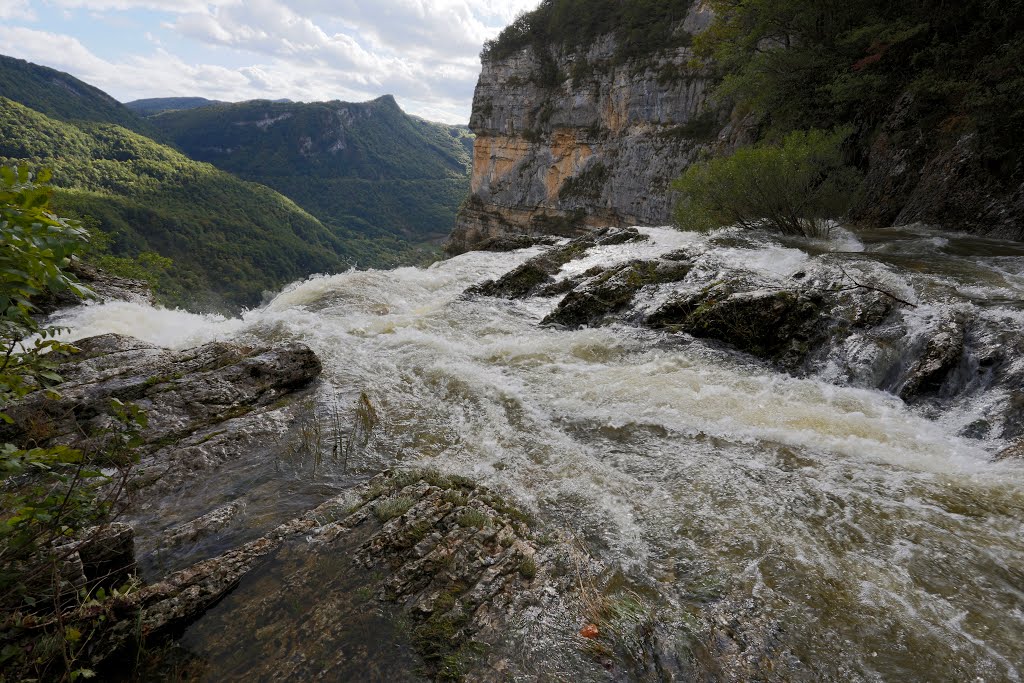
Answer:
[3,469,801,681]
[2,333,322,493]
[2,321,802,681]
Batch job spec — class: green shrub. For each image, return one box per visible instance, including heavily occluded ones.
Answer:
[673,128,862,237]
[373,495,415,522]
[1,166,142,679]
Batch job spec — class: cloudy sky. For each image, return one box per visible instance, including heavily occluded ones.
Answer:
[0,0,541,123]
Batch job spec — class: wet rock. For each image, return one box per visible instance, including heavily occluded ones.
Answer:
[0,333,322,501]
[996,439,1024,460]
[700,599,806,682]
[160,501,246,549]
[648,284,827,364]
[897,315,966,400]
[9,470,806,683]
[475,234,559,252]
[35,261,155,316]
[543,259,691,328]
[2,333,321,455]
[466,227,647,299]
[467,260,555,298]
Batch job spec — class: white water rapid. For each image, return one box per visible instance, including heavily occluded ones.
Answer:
[54,226,1024,681]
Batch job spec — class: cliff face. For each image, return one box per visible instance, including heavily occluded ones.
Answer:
[448,4,728,254]
[451,1,1024,253]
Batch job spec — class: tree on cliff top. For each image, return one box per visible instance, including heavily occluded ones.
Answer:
[694,0,1024,169]
[481,0,693,64]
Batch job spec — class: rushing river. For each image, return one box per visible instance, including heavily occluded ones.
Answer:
[56,226,1024,682]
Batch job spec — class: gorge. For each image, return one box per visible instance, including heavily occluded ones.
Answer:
[3,0,1024,680]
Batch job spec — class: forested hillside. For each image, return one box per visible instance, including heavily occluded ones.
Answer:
[483,0,693,63]
[0,96,367,309]
[0,56,476,309]
[149,96,473,244]
[0,55,156,137]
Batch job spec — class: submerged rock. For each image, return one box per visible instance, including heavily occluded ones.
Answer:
[996,438,1024,460]
[543,259,691,328]
[465,227,648,299]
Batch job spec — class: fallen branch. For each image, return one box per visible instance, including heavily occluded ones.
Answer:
[836,265,918,308]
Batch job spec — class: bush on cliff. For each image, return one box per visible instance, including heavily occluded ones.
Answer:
[673,128,861,237]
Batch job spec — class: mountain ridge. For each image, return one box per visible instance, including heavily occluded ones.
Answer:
[149,95,473,244]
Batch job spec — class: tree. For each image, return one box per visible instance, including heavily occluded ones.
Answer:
[673,128,861,237]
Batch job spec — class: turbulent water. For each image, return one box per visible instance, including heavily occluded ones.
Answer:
[56,226,1024,682]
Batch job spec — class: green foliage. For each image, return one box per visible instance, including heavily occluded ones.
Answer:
[695,0,1024,168]
[373,496,415,522]
[124,97,223,116]
[456,509,491,530]
[148,96,473,245]
[674,128,862,237]
[0,166,91,338]
[0,170,144,680]
[482,0,693,66]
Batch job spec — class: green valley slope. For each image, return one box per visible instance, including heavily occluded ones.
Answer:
[147,96,473,245]
[0,55,157,137]
[124,97,225,116]
[0,95,368,310]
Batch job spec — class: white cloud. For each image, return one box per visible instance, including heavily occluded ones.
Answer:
[0,0,543,122]
[0,0,36,20]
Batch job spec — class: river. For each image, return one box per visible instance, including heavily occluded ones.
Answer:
[56,225,1024,681]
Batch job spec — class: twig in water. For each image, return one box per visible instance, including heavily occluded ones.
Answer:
[836,265,918,308]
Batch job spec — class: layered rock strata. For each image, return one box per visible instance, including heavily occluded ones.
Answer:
[447,4,727,255]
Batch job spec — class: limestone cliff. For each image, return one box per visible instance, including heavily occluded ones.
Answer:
[447,3,728,254]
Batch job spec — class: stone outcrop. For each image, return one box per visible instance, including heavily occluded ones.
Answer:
[446,3,731,255]
[35,261,155,317]
[857,95,1024,242]
[1,333,322,494]
[465,226,648,298]
[5,469,800,682]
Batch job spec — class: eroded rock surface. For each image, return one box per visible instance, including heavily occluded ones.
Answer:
[29,470,800,682]
[2,333,322,492]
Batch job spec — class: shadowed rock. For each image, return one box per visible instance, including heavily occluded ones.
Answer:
[2,334,321,483]
[466,227,648,299]
[543,259,692,328]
